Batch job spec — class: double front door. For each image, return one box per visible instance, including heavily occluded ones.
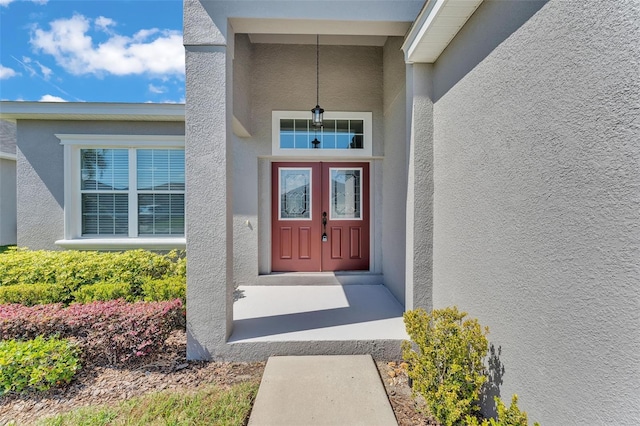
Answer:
[272,162,370,272]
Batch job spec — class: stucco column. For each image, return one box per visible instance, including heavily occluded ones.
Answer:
[184,40,233,358]
[405,63,434,311]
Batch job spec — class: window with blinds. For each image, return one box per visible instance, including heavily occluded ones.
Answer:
[81,149,129,235]
[79,148,185,237]
[137,149,185,235]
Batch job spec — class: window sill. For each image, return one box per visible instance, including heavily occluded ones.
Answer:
[55,237,186,251]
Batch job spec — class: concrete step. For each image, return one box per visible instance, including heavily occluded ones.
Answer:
[248,355,397,426]
[230,285,408,343]
[255,272,384,286]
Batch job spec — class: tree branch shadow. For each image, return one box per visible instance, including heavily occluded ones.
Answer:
[480,343,505,418]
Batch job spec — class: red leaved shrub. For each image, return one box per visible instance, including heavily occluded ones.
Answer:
[0,299,183,365]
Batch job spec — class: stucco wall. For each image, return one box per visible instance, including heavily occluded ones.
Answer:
[431,0,640,423]
[1,120,16,155]
[382,36,407,303]
[233,33,253,136]
[16,120,184,250]
[0,119,17,246]
[0,158,16,246]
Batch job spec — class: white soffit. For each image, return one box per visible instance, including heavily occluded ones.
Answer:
[237,17,412,47]
[0,101,185,122]
[402,0,483,63]
[232,17,411,37]
[249,34,389,47]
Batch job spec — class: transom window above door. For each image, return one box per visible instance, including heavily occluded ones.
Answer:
[272,111,372,157]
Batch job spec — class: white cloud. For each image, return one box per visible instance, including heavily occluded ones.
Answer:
[1,0,47,7]
[95,16,115,33]
[0,64,17,79]
[148,83,166,94]
[37,61,52,80]
[39,94,67,102]
[30,14,184,77]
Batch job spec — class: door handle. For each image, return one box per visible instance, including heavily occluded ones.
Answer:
[322,212,328,242]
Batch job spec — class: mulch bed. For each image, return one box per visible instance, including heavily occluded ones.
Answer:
[0,330,435,425]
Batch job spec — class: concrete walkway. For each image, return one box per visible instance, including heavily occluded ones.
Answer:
[248,355,397,426]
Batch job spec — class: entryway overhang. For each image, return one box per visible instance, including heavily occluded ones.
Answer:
[402,0,484,63]
[229,17,412,47]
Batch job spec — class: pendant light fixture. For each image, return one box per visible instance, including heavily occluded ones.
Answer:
[311,34,324,128]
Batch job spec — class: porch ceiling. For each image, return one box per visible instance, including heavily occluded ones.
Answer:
[231,17,411,47]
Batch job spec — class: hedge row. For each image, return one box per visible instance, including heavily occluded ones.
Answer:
[0,299,184,365]
[0,277,186,306]
[0,248,186,290]
[0,248,186,306]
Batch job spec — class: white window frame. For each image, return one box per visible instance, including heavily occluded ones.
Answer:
[272,111,373,157]
[55,134,186,250]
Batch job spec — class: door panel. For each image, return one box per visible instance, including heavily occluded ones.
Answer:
[279,227,292,259]
[350,227,361,258]
[272,163,321,272]
[321,162,370,271]
[271,162,369,272]
[298,227,312,259]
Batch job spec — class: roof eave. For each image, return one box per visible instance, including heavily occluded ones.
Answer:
[0,101,185,122]
[402,0,483,64]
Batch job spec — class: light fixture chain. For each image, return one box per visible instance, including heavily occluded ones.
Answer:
[316,34,319,105]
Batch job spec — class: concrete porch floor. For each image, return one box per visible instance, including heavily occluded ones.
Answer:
[229,284,409,343]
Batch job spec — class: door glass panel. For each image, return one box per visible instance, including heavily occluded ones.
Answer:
[279,168,312,220]
[330,168,362,220]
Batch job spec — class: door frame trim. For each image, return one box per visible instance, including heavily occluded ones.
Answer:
[260,158,380,275]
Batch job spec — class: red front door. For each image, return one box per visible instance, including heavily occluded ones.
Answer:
[272,162,370,272]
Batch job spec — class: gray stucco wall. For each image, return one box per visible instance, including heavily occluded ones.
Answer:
[0,158,16,246]
[1,120,16,155]
[233,33,253,136]
[430,0,640,423]
[382,36,407,303]
[16,120,184,250]
[0,119,17,245]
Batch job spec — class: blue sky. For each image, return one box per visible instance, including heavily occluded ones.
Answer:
[0,0,184,103]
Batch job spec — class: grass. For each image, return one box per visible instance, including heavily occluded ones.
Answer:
[38,382,259,426]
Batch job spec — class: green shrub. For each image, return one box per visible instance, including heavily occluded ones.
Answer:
[167,250,186,278]
[0,335,81,394]
[0,248,180,291]
[73,282,133,303]
[466,395,540,426]
[141,277,186,304]
[0,283,66,306]
[402,307,489,426]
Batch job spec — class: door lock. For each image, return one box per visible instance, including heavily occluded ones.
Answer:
[322,211,328,242]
